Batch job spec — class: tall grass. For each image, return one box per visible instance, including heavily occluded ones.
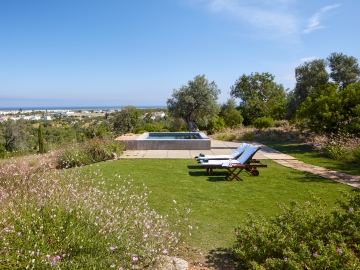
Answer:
[56,138,124,168]
[0,155,185,269]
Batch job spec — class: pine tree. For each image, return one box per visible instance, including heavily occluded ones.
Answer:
[38,124,45,154]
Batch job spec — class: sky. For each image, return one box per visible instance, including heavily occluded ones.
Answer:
[1,0,359,108]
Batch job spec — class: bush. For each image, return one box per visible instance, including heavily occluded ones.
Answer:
[233,192,360,269]
[85,138,123,163]
[0,158,184,269]
[204,116,226,135]
[242,132,255,141]
[352,147,360,164]
[56,139,123,168]
[311,132,360,162]
[143,124,160,132]
[254,117,275,129]
[274,120,289,128]
[56,143,91,168]
[323,144,350,160]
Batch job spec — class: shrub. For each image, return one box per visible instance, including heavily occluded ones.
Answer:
[232,192,360,269]
[56,139,123,168]
[56,143,91,168]
[216,134,227,140]
[254,129,284,143]
[254,117,275,129]
[323,144,350,160]
[274,120,289,128]
[311,132,360,162]
[0,158,184,269]
[85,138,123,163]
[352,147,360,164]
[242,132,255,141]
[204,116,226,135]
[143,124,160,132]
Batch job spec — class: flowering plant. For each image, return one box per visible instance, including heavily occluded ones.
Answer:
[233,191,360,269]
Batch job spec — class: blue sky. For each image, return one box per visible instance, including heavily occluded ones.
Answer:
[1,0,359,108]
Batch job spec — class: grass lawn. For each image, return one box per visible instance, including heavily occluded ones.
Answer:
[264,142,360,176]
[82,158,358,254]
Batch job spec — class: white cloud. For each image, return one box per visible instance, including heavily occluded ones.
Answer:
[203,0,300,38]
[303,4,341,34]
[300,56,317,62]
[186,1,342,41]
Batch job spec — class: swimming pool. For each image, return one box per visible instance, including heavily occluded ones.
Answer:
[123,132,210,150]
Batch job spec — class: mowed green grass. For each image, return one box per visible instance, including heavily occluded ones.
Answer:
[81,159,357,252]
[265,143,360,175]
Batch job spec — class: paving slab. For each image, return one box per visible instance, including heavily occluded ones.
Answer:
[143,150,169,158]
[167,150,192,158]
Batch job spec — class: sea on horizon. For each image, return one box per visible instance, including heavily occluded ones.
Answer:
[0,105,166,111]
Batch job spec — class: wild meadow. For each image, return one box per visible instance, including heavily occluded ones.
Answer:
[0,154,188,269]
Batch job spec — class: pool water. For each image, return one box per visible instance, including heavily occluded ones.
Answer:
[145,133,201,140]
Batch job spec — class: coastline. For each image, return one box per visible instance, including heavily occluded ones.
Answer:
[0,105,166,112]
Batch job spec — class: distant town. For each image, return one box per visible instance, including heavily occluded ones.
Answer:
[0,108,166,123]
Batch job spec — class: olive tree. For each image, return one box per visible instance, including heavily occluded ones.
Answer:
[167,75,221,132]
[113,106,142,134]
[230,72,287,125]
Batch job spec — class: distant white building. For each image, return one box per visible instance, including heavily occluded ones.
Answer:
[82,110,89,114]
[29,116,41,120]
[43,116,52,120]
[154,111,166,118]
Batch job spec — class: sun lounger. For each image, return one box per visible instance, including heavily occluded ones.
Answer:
[195,143,249,161]
[200,145,267,181]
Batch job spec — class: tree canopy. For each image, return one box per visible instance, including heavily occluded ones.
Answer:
[230,72,287,125]
[287,53,360,119]
[296,82,360,134]
[113,106,142,134]
[219,98,243,129]
[167,75,221,132]
[327,52,360,90]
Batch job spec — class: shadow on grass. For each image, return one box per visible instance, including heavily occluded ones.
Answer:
[205,248,238,270]
[206,176,230,182]
[187,165,202,169]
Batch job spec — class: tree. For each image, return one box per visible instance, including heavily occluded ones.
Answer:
[296,82,360,134]
[113,106,141,134]
[230,72,287,125]
[287,53,360,119]
[219,98,244,128]
[167,75,221,132]
[3,119,29,152]
[287,59,329,119]
[327,52,360,90]
[38,124,45,154]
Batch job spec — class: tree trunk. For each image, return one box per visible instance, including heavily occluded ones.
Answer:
[183,117,199,132]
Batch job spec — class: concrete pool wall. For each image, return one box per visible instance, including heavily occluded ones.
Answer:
[121,132,211,150]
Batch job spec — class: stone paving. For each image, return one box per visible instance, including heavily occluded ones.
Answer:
[119,139,360,189]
